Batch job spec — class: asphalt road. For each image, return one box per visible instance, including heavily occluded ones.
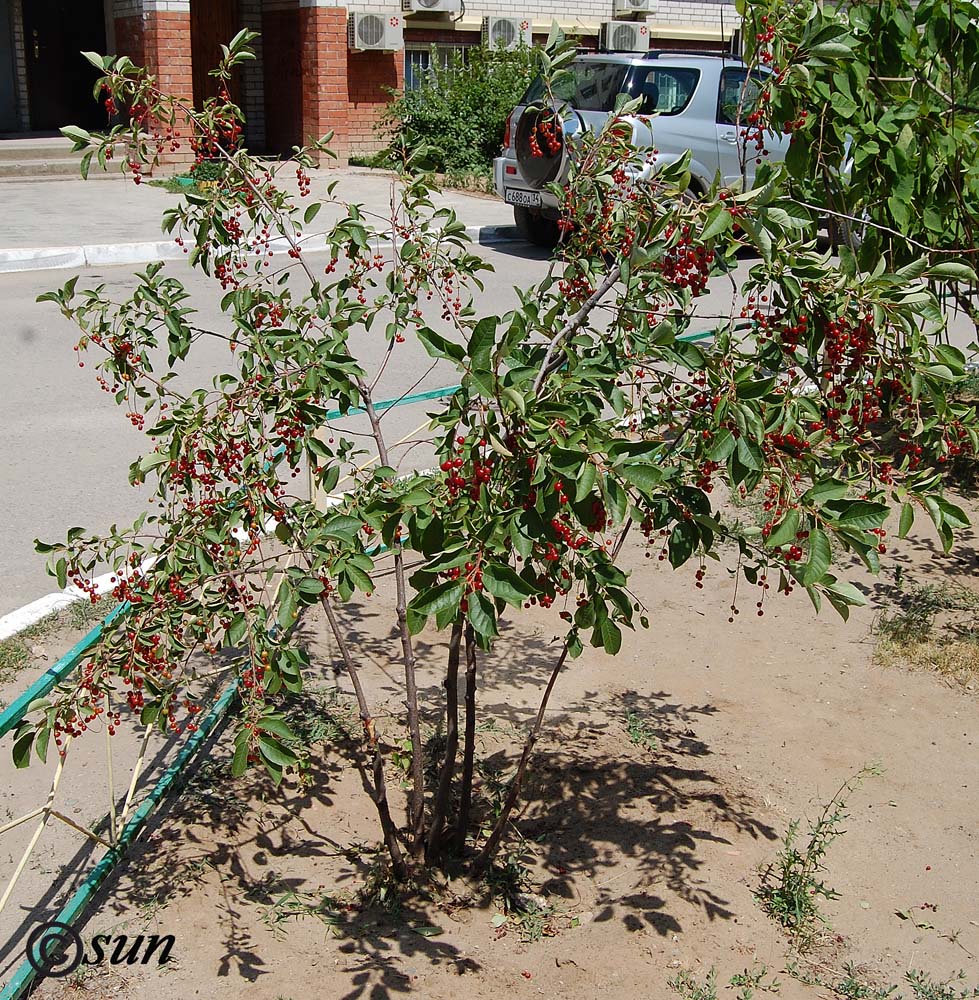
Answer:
[0,240,556,615]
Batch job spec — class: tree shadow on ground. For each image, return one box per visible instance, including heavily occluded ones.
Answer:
[79,595,777,996]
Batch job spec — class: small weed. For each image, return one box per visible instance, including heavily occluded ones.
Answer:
[904,970,979,1000]
[669,968,719,1000]
[483,849,532,913]
[508,898,556,943]
[148,177,200,195]
[875,581,979,644]
[756,764,880,951]
[729,964,781,998]
[258,886,344,939]
[787,962,977,1000]
[624,710,659,752]
[359,852,407,915]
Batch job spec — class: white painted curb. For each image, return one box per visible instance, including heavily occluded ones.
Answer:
[0,226,521,274]
[0,593,81,641]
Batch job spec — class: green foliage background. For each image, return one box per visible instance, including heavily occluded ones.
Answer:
[383,44,539,173]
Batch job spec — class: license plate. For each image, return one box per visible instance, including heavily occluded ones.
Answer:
[505,188,541,208]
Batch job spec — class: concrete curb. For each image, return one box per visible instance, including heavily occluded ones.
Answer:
[0,225,522,274]
[0,592,80,641]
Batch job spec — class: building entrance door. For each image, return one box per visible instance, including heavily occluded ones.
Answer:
[22,0,107,131]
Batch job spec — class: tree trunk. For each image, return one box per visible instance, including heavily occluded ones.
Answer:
[454,623,479,855]
[426,619,462,862]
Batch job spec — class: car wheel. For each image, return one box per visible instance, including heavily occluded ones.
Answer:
[514,206,560,248]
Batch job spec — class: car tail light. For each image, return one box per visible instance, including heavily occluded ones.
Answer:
[503,113,513,151]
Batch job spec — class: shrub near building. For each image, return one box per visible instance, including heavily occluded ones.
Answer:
[382,43,539,176]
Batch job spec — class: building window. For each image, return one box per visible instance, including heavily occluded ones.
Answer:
[404,44,472,92]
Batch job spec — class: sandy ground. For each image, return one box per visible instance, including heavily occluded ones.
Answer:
[3,499,978,1000]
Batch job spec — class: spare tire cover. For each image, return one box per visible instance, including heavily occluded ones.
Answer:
[514,106,568,191]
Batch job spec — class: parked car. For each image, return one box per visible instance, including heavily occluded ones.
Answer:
[493,51,789,246]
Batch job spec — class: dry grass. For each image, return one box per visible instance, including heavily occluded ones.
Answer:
[873,580,979,692]
[0,599,109,686]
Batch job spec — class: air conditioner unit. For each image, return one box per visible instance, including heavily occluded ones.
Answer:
[614,0,656,14]
[348,13,404,51]
[401,0,463,13]
[482,16,532,50]
[600,20,649,52]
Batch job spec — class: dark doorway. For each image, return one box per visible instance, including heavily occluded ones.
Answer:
[22,0,107,131]
[191,0,241,107]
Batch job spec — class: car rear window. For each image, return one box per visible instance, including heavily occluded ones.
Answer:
[522,61,630,113]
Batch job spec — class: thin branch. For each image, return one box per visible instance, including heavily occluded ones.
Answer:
[320,595,407,879]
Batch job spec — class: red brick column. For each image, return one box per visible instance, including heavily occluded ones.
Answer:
[299,4,349,163]
[114,5,194,173]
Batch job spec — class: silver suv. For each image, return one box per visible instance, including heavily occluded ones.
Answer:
[493,52,788,245]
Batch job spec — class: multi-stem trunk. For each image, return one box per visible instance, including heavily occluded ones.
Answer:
[425,619,462,862]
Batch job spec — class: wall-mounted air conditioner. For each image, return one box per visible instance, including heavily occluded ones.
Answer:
[348,13,404,51]
[482,16,533,50]
[613,0,656,15]
[600,20,650,52]
[401,0,463,13]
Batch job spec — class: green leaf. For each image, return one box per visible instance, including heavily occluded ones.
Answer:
[277,585,299,629]
[618,463,663,495]
[809,40,855,58]
[925,261,977,283]
[409,580,463,617]
[822,500,889,530]
[482,563,534,606]
[12,729,34,769]
[257,716,298,741]
[701,204,733,241]
[575,461,597,502]
[802,479,849,505]
[467,591,498,640]
[60,125,92,146]
[303,202,322,225]
[708,428,737,462]
[231,740,250,777]
[736,436,763,471]
[802,528,831,585]
[600,618,622,655]
[469,315,498,372]
[417,326,465,364]
[138,452,170,474]
[898,502,915,539]
[258,736,299,769]
[766,509,800,548]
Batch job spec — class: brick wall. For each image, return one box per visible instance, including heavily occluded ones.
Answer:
[137,6,195,170]
[241,0,267,148]
[347,46,402,157]
[290,5,403,165]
